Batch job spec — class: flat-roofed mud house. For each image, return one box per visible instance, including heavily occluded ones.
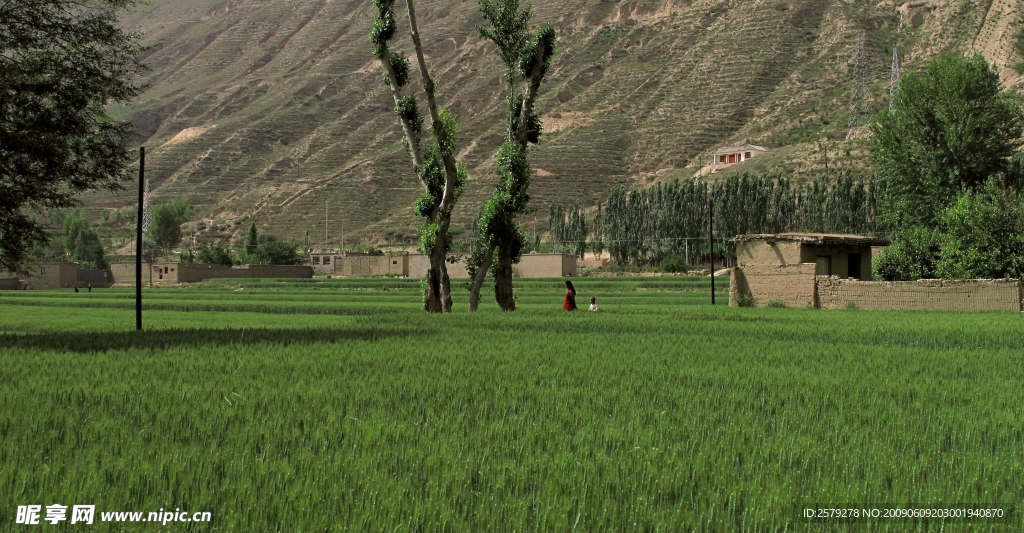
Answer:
[714,144,768,170]
[730,233,1023,311]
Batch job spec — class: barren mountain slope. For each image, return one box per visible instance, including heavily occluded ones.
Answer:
[92,0,1018,246]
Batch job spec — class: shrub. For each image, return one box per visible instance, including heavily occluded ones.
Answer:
[735,292,755,307]
[196,242,235,266]
[934,181,1024,279]
[766,299,787,308]
[659,254,689,273]
[873,227,942,281]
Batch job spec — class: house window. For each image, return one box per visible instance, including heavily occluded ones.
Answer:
[745,152,751,158]
[393,260,398,265]
[719,155,726,163]
[728,154,736,163]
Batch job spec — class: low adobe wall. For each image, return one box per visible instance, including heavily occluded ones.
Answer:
[730,264,816,308]
[816,278,1023,312]
[334,255,407,277]
[178,264,313,283]
[406,255,470,279]
[77,269,114,288]
[0,278,23,290]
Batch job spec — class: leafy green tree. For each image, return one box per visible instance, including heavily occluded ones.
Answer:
[250,236,301,265]
[0,0,144,272]
[873,227,942,281]
[590,204,604,258]
[244,221,259,260]
[466,0,556,311]
[147,199,189,258]
[371,0,466,313]
[36,210,109,269]
[934,181,1024,279]
[872,53,1024,228]
[196,242,235,266]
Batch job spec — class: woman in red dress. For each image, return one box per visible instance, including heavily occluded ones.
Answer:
[563,280,577,311]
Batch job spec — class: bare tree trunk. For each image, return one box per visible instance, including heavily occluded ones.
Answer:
[494,242,515,311]
[468,244,494,311]
[425,243,449,313]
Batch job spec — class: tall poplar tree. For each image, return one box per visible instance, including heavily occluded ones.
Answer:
[467,0,556,311]
[370,0,467,312]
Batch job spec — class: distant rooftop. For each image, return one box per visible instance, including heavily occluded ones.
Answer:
[733,233,890,247]
[714,143,768,155]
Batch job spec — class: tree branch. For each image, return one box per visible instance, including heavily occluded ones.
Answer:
[405,0,459,224]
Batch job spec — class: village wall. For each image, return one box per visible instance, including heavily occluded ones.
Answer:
[10,263,80,290]
[177,264,313,282]
[109,262,151,285]
[406,255,470,279]
[730,264,816,308]
[0,279,22,289]
[515,254,577,277]
[77,269,114,288]
[816,278,1023,312]
[334,255,407,277]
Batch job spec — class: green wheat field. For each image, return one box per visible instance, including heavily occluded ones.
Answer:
[1,278,1021,532]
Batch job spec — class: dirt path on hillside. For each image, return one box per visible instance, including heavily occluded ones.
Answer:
[970,0,1022,88]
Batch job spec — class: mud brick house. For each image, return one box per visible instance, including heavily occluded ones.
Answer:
[730,233,1022,311]
[0,262,80,290]
[713,143,768,170]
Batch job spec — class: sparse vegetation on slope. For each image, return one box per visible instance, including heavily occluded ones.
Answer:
[92,0,1018,246]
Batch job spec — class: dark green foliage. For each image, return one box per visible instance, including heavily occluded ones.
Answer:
[659,254,688,273]
[388,52,410,87]
[245,222,259,257]
[35,210,109,269]
[370,9,396,54]
[597,173,878,266]
[250,236,301,265]
[546,202,586,258]
[873,227,942,281]
[0,0,145,271]
[394,96,422,135]
[872,53,1024,228]
[147,199,190,258]
[196,242,235,266]
[518,23,556,79]
[478,0,532,80]
[1014,28,1024,74]
[602,185,632,265]
[934,181,1024,279]
[590,204,604,257]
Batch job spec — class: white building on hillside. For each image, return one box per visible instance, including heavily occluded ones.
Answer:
[714,143,768,170]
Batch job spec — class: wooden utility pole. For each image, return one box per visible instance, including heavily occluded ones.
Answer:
[135,147,145,330]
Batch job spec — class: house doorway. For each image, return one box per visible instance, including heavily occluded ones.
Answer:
[848,253,862,279]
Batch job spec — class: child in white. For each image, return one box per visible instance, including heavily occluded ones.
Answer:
[588,296,598,311]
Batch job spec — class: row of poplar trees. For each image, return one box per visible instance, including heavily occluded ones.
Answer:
[371,0,554,312]
[547,171,881,266]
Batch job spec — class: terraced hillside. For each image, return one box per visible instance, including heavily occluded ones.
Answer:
[88,0,1023,247]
